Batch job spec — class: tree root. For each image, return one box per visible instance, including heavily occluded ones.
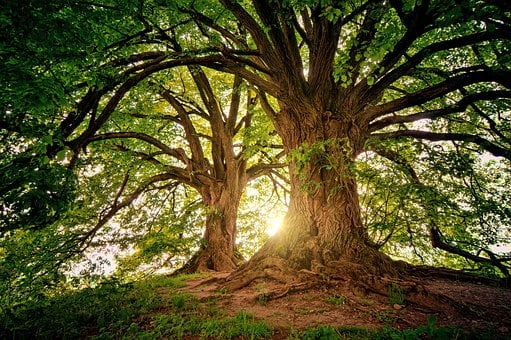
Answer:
[171,247,244,276]
[221,253,509,325]
[224,256,303,290]
[406,264,510,287]
[256,281,322,303]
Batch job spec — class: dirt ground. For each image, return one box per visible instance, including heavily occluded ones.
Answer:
[176,272,511,338]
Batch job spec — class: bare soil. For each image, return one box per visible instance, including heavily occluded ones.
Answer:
[175,272,511,338]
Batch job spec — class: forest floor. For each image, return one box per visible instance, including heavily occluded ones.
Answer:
[168,272,511,339]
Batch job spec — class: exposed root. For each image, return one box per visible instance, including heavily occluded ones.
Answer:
[406,264,510,287]
[222,251,510,324]
[172,247,243,276]
[256,281,322,302]
[224,256,302,290]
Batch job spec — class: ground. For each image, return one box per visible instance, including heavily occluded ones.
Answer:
[167,272,511,338]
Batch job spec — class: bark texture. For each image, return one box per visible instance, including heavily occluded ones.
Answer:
[178,170,247,273]
[226,105,400,290]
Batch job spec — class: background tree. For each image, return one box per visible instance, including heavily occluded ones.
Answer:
[68,65,283,272]
[2,0,285,276]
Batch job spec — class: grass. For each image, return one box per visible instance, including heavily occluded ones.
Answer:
[0,274,494,339]
[295,317,475,340]
[323,295,346,305]
[0,274,273,339]
[387,283,406,306]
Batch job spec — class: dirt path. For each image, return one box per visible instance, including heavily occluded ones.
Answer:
[176,272,511,338]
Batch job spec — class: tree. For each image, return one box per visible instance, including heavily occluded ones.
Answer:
[157,0,510,287]
[1,0,285,274]
[71,66,282,272]
[2,0,510,290]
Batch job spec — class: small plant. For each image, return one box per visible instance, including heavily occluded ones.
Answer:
[372,311,396,324]
[358,297,373,306]
[170,292,198,311]
[200,311,273,338]
[256,284,269,306]
[287,327,301,340]
[336,325,373,338]
[323,295,346,305]
[258,292,269,306]
[206,298,221,317]
[388,283,406,306]
[216,286,228,295]
[302,325,339,339]
[296,308,312,315]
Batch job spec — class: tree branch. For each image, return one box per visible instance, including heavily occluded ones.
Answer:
[369,144,510,277]
[364,69,511,122]
[87,131,190,164]
[246,162,287,181]
[367,29,511,105]
[371,129,511,160]
[369,90,511,131]
[158,87,208,169]
[77,174,178,252]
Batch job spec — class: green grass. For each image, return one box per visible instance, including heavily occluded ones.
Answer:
[0,274,494,340]
[323,295,346,305]
[296,316,496,340]
[387,283,406,306]
[0,274,273,339]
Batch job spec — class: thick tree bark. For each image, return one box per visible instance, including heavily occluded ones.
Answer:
[176,159,248,273]
[226,106,400,288]
[194,179,245,272]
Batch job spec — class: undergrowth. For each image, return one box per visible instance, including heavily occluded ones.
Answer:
[0,274,495,339]
[298,316,494,340]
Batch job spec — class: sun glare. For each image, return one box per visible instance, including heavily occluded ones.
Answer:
[266,214,284,236]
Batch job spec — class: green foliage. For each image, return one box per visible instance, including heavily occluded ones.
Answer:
[289,138,351,176]
[288,138,354,196]
[0,274,196,338]
[0,0,510,308]
[297,316,471,339]
[356,141,511,275]
[302,325,340,339]
[198,311,273,339]
[387,284,406,306]
[323,295,346,305]
[0,154,77,233]
[0,272,276,339]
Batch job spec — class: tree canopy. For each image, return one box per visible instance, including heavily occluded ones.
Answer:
[1,0,510,312]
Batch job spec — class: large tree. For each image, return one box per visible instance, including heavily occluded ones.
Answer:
[1,0,284,274]
[159,0,511,287]
[72,66,282,272]
[2,0,510,289]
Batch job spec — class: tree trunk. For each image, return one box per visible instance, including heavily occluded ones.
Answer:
[176,166,247,274]
[226,106,400,288]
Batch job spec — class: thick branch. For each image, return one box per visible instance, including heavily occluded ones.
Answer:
[110,144,165,167]
[87,132,190,164]
[364,70,511,122]
[430,227,510,277]
[227,75,243,132]
[182,7,248,49]
[246,162,287,181]
[370,29,511,100]
[219,0,274,64]
[369,90,511,131]
[158,88,208,169]
[68,54,236,150]
[372,130,511,160]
